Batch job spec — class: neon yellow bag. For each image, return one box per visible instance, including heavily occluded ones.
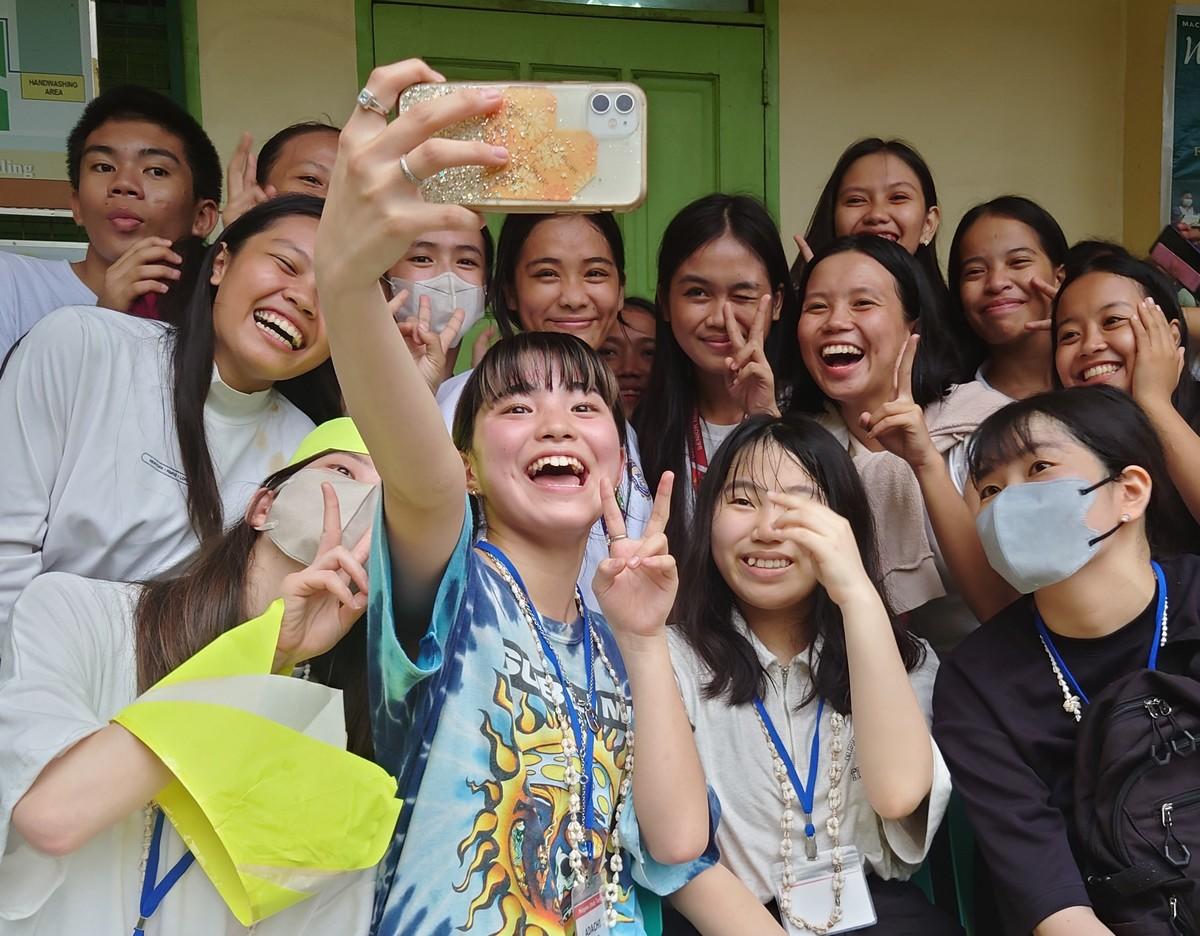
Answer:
[113,600,399,926]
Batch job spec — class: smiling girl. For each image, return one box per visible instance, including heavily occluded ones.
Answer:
[0,194,340,632]
[0,419,390,935]
[314,60,714,936]
[948,196,1068,401]
[434,210,654,605]
[933,386,1200,936]
[1052,251,1200,529]
[636,194,796,550]
[662,414,957,935]
[790,235,1008,651]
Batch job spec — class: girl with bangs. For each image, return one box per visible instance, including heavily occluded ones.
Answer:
[315,60,716,936]
[433,209,655,608]
[933,387,1200,935]
[662,414,958,936]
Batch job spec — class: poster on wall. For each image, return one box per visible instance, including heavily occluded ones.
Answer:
[0,0,97,210]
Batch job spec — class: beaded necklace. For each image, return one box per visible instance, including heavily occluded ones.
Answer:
[480,549,635,928]
[753,703,848,935]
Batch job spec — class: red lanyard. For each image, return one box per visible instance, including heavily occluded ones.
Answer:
[688,410,708,493]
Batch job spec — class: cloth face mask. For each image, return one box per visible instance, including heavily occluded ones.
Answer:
[975,475,1120,594]
[261,468,380,565]
[387,272,485,346]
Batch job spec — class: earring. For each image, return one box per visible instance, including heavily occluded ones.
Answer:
[1121,513,1131,523]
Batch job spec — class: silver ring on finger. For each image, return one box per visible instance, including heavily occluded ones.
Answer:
[356,87,389,117]
[400,152,426,186]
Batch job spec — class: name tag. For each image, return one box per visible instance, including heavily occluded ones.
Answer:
[568,881,611,936]
[773,846,876,935]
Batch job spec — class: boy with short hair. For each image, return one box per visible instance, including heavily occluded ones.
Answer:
[0,85,221,357]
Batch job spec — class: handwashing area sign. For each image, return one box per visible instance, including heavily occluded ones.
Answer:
[0,0,96,208]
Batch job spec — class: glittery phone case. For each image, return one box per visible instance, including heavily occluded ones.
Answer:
[397,82,647,213]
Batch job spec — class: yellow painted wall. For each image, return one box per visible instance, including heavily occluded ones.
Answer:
[194,0,358,183]
[778,0,1127,263]
[1125,0,1170,253]
[193,1,1164,258]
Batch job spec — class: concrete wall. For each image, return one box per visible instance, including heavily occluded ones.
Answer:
[778,0,1128,262]
[195,0,358,181]
[194,0,1165,256]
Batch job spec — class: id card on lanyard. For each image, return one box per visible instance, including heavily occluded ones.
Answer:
[773,847,877,935]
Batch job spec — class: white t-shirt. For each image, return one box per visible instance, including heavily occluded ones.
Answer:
[436,367,653,606]
[0,572,374,935]
[0,252,96,362]
[0,306,314,637]
[667,622,951,904]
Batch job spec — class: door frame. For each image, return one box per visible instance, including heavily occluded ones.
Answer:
[354,0,781,218]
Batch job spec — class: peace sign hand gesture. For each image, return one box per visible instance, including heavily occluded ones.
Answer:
[273,482,371,674]
[859,334,939,471]
[724,295,780,417]
[1023,276,1060,333]
[593,472,678,649]
[388,289,466,393]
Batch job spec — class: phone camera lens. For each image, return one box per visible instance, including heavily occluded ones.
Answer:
[615,93,635,114]
[590,93,611,115]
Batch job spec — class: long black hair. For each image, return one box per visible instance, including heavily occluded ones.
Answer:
[172,194,342,541]
[1051,251,1200,430]
[788,234,962,413]
[675,412,924,715]
[947,195,1069,373]
[490,213,625,338]
[968,386,1200,556]
[635,193,798,554]
[791,138,946,299]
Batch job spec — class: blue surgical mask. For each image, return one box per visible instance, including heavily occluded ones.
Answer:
[975,475,1121,594]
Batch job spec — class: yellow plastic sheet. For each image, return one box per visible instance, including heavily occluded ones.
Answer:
[113,600,399,925]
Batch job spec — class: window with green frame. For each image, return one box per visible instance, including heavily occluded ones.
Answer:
[0,0,187,243]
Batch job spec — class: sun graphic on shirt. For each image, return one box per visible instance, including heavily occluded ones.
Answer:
[455,672,632,934]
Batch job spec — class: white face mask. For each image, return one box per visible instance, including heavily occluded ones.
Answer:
[387,272,486,346]
[259,468,380,566]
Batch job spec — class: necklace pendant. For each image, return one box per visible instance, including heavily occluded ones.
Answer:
[804,833,818,861]
[1063,695,1081,717]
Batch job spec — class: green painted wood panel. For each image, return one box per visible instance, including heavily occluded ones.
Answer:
[372,2,765,299]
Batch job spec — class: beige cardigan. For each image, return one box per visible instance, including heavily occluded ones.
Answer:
[819,382,1009,614]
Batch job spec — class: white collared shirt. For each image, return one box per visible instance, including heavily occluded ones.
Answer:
[667,621,951,903]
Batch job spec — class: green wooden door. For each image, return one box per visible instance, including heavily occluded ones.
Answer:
[371,2,766,299]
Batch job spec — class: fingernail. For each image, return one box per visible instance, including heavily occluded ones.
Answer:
[492,145,509,160]
[431,70,446,82]
[480,88,503,102]
[629,556,641,569]
[355,595,367,608]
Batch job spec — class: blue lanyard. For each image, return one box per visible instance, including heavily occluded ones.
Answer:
[132,809,195,936]
[753,694,825,855]
[1035,560,1167,708]
[476,541,601,857]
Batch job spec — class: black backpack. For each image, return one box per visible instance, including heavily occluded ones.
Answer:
[1073,668,1200,934]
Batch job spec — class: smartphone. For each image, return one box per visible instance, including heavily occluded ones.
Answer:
[1150,225,1200,293]
[396,81,647,213]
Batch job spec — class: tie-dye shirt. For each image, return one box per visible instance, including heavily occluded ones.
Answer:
[367,502,716,936]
